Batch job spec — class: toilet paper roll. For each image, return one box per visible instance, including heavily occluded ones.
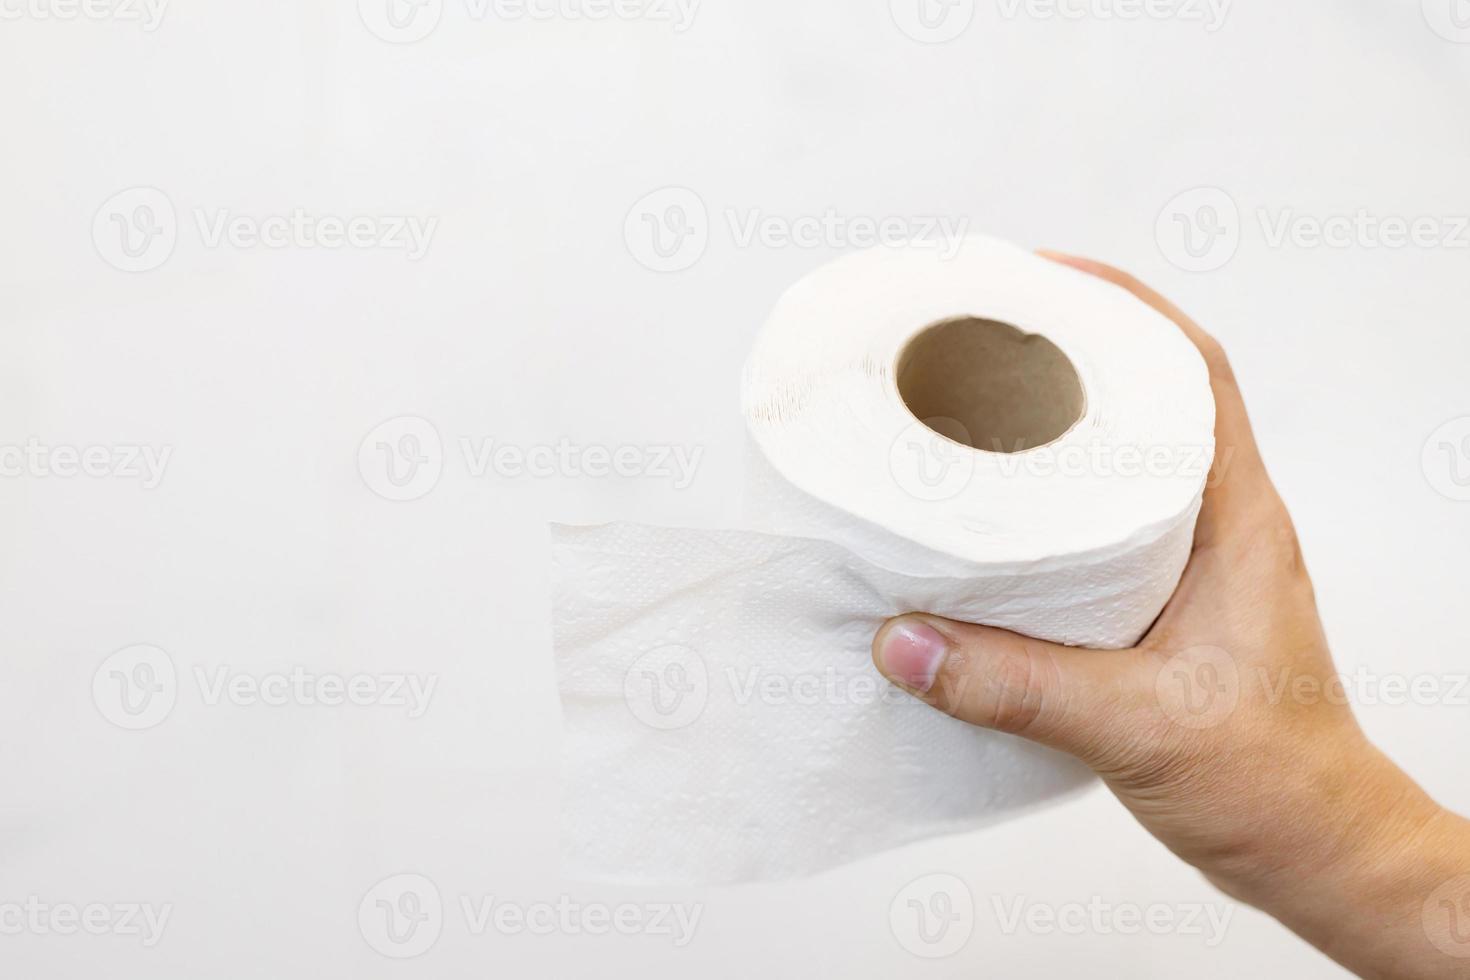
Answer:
[553,236,1215,884]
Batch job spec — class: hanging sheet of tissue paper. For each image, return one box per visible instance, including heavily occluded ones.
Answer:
[552,236,1215,884]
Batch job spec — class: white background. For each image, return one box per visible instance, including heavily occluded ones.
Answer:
[3,0,1469,975]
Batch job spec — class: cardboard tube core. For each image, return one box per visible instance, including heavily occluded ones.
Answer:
[897,317,1085,453]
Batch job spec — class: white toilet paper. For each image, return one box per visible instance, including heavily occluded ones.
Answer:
[553,236,1215,884]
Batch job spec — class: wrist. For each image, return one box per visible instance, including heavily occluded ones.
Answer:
[1223,748,1468,977]
[1232,749,1439,902]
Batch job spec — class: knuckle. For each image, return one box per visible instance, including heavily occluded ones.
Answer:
[1254,511,1306,572]
[930,642,976,714]
[1228,507,1319,602]
[976,641,1049,736]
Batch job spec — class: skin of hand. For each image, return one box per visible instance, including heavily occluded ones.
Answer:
[872,253,1470,979]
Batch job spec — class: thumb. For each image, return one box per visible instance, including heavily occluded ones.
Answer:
[872,614,1142,759]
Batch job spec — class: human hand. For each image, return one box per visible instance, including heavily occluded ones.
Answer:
[872,253,1470,979]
